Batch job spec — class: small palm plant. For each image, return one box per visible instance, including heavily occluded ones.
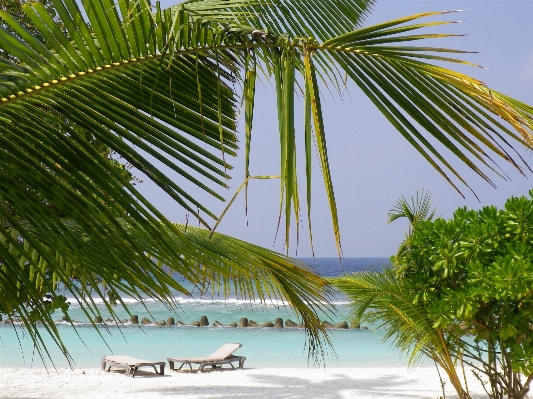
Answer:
[388,190,438,235]
[388,190,438,258]
[330,270,471,399]
[330,192,470,398]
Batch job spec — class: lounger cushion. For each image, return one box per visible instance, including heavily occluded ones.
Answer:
[104,355,165,366]
[170,343,242,362]
[102,355,166,377]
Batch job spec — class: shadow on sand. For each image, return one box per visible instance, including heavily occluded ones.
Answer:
[136,370,487,399]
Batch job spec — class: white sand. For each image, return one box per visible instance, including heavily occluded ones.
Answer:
[0,366,490,398]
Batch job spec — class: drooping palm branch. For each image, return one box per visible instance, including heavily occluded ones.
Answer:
[3,217,335,366]
[2,0,533,365]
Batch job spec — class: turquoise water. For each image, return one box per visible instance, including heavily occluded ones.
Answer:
[0,258,413,369]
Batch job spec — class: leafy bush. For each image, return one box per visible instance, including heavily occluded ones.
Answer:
[394,192,533,398]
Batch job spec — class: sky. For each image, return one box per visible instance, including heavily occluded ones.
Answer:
[137,0,533,258]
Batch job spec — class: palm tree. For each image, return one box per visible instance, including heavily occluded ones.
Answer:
[329,271,471,398]
[2,0,533,365]
[387,190,438,258]
[331,193,469,397]
[388,190,437,235]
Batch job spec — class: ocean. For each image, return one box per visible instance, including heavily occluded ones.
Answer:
[0,257,414,369]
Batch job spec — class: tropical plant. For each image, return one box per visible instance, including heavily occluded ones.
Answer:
[388,190,437,234]
[388,190,438,257]
[332,192,533,399]
[2,0,533,366]
[329,270,470,399]
[0,0,64,62]
[332,191,466,398]
[391,193,533,399]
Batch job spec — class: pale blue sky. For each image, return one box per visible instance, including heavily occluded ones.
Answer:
[139,0,533,257]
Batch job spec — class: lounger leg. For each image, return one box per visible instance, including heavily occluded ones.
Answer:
[131,367,137,378]
[168,360,175,370]
[199,363,205,373]
[159,364,164,375]
[101,357,107,371]
[177,363,185,371]
[239,357,246,369]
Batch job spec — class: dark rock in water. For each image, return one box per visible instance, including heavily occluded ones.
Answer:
[62,315,70,322]
[130,315,139,324]
[261,321,274,328]
[322,320,336,329]
[0,314,2,322]
[199,316,209,327]
[228,322,238,328]
[285,319,299,328]
[350,319,361,329]
[190,321,200,327]
[141,317,152,325]
[239,318,248,328]
[94,316,103,324]
[361,326,368,330]
[336,321,349,329]
[4,318,13,324]
[105,318,113,323]
[156,320,166,326]
[274,318,284,328]
[248,320,259,327]
[213,321,224,327]
[175,320,185,325]
[166,318,175,326]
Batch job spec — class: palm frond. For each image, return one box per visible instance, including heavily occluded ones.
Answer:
[388,190,437,227]
[182,0,375,41]
[0,0,335,364]
[2,219,333,365]
[318,11,533,197]
[330,271,469,397]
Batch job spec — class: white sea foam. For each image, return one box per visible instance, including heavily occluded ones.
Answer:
[65,297,150,305]
[64,296,350,307]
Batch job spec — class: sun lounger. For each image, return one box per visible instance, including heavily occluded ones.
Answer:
[167,342,246,373]
[101,355,165,377]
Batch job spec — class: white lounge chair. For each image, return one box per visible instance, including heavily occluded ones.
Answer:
[101,355,165,377]
[167,342,246,372]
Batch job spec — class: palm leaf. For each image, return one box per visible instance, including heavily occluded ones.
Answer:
[182,0,375,41]
[388,190,437,228]
[2,218,334,365]
[318,11,533,196]
[330,271,470,398]
[0,0,335,364]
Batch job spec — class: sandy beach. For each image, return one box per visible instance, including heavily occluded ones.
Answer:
[0,366,489,399]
